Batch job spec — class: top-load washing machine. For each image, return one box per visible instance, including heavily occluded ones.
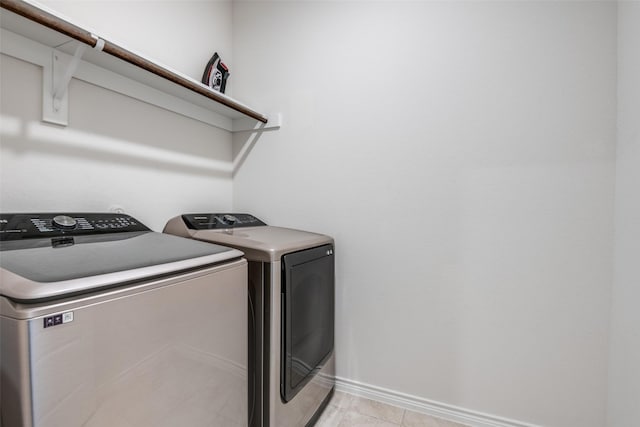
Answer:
[0,212,248,427]
[164,213,335,427]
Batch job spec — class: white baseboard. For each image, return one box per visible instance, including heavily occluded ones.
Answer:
[334,376,542,427]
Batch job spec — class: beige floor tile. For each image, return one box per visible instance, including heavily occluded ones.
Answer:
[401,410,441,427]
[339,409,402,427]
[402,410,469,427]
[348,396,405,424]
[330,391,355,409]
[315,404,347,427]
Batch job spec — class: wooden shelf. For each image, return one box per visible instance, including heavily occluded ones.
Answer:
[0,0,275,131]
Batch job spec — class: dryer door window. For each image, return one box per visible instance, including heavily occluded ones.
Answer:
[281,244,335,402]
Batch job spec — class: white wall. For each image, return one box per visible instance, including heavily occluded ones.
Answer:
[1,1,234,230]
[232,2,617,426]
[1,1,627,426]
[37,0,233,92]
[608,2,640,426]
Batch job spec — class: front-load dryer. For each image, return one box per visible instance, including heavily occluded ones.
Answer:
[164,213,335,427]
[0,212,248,427]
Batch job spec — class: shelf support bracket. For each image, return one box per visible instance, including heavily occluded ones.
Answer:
[43,37,103,126]
[42,43,83,126]
[52,43,85,107]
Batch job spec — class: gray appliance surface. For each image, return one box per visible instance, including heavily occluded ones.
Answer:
[1,213,242,302]
[164,213,331,261]
[1,212,248,427]
[163,213,335,427]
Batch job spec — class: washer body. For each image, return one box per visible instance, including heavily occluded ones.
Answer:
[1,213,248,427]
[164,214,335,427]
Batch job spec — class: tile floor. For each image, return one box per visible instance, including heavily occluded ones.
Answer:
[315,391,469,427]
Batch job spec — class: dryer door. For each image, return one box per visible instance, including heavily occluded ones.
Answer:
[281,244,335,402]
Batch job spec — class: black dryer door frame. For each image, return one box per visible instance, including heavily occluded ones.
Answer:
[281,244,335,402]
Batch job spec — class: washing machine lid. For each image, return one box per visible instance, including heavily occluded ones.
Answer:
[166,214,333,262]
[0,213,243,302]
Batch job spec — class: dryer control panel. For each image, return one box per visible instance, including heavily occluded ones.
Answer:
[0,213,150,241]
[182,213,266,230]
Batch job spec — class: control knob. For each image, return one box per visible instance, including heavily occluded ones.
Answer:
[222,214,237,225]
[52,215,77,230]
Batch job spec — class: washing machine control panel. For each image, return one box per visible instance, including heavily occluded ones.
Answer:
[0,213,150,241]
[182,213,266,230]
